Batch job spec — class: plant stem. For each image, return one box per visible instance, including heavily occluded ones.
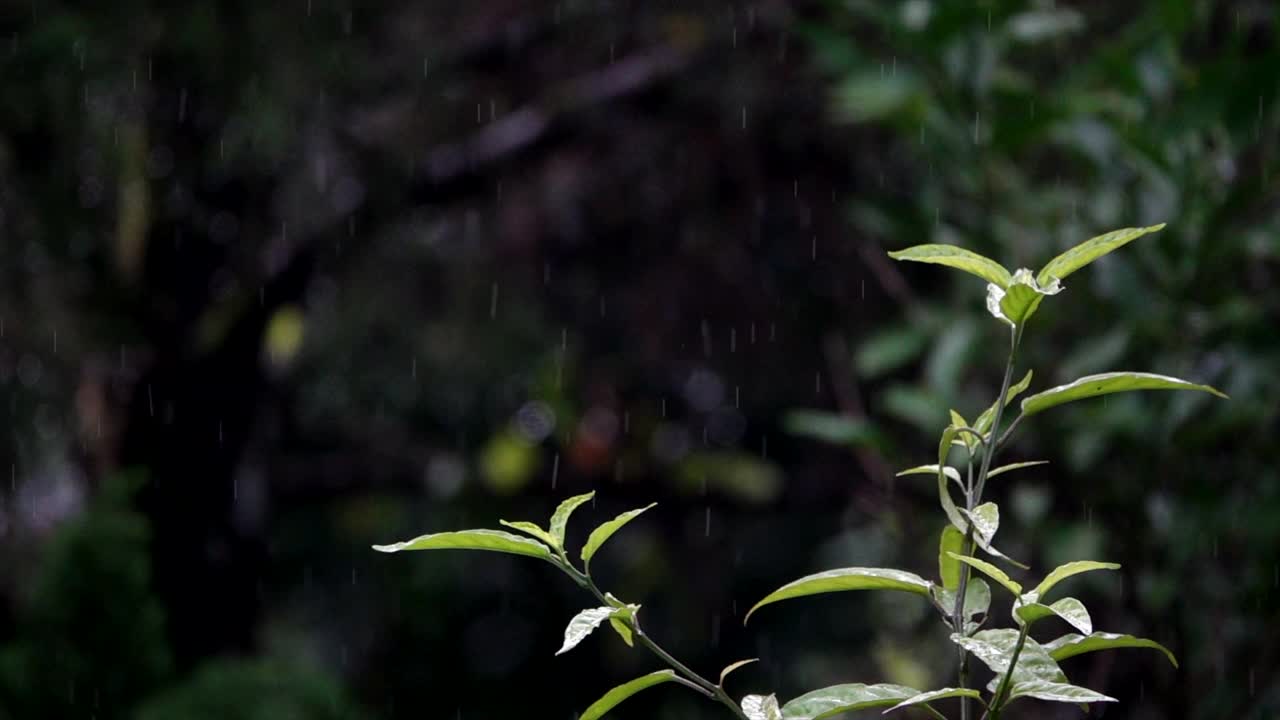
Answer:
[954,326,1021,720]
[985,622,1030,720]
[565,565,748,719]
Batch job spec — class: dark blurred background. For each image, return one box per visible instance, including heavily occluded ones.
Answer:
[0,1,1276,718]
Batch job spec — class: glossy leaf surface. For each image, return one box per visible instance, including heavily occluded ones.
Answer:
[747,567,931,622]
[549,491,595,547]
[780,683,920,720]
[580,671,678,720]
[581,503,657,567]
[1044,632,1178,667]
[372,529,554,561]
[1021,372,1226,418]
[888,244,1013,287]
[1034,560,1120,597]
[1037,224,1165,285]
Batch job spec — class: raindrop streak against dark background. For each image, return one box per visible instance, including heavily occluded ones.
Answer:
[0,2,1276,719]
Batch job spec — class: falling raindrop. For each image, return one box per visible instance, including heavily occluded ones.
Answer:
[550,453,560,489]
[490,283,499,318]
[705,507,711,537]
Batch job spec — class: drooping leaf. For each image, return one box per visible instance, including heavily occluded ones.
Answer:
[1004,680,1116,705]
[557,606,622,656]
[949,410,973,450]
[1036,224,1165,286]
[499,520,561,549]
[1044,632,1178,667]
[986,460,1049,480]
[938,526,965,590]
[957,504,1027,569]
[947,553,1021,595]
[741,693,782,720]
[963,503,999,546]
[581,503,657,567]
[372,529,555,562]
[884,687,984,714]
[1015,597,1093,635]
[780,683,920,720]
[931,578,991,634]
[718,659,759,686]
[580,671,678,720]
[1034,560,1121,597]
[549,491,595,547]
[746,567,931,623]
[953,630,1067,685]
[887,244,1013,288]
[1020,372,1227,418]
[973,370,1033,438]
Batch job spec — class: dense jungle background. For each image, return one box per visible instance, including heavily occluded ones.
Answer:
[0,1,1277,718]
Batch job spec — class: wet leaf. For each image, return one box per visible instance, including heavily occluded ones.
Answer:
[1015,596,1093,635]
[746,567,931,623]
[557,606,622,655]
[887,244,1013,287]
[498,520,560,549]
[947,553,1022,595]
[986,460,1049,480]
[581,503,657,568]
[780,683,920,719]
[953,629,1067,685]
[1020,372,1226,417]
[372,529,554,562]
[608,616,633,647]
[1004,680,1115,705]
[1036,224,1165,285]
[549,491,595,547]
[973,370,1033,438]
[885,687,983,714]
[1044,632,1178,667]
[938,526,965,590]
[580,670,678,720]
[1034,560,1120,597]
[741,693,782,720]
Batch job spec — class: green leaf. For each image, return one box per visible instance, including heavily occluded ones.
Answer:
[746,567,931,623]
[1005,680,1116,705]
[953,630,1067,685]
[938,526,965,590]
[1020,372,1227,418]
[887,244,1013,288]
[742,694,782,720]
[1034,560,1121,597]
[947,553,1022,595]
[718,659,759,686]
[1044,632,1178,667]
[608,617,633,647]
[1015,597,1093,635]
[973,371,1033,438]
[931,578,991,634]
[949,410,971,449]
[986,269,1062,326]
[963,503,999,546]
[580,671,678,720]
[897,464,962,488]
[372,529,554,562]
[986,460,1049,480]
[780,683,920,720]
[885,688,983,714]
[1036,224,1166,286]
[498,520,561,549]
[549,491,595,547]
[557,606,623,655]
[960,503,1027,569]
[581,503,657,568]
